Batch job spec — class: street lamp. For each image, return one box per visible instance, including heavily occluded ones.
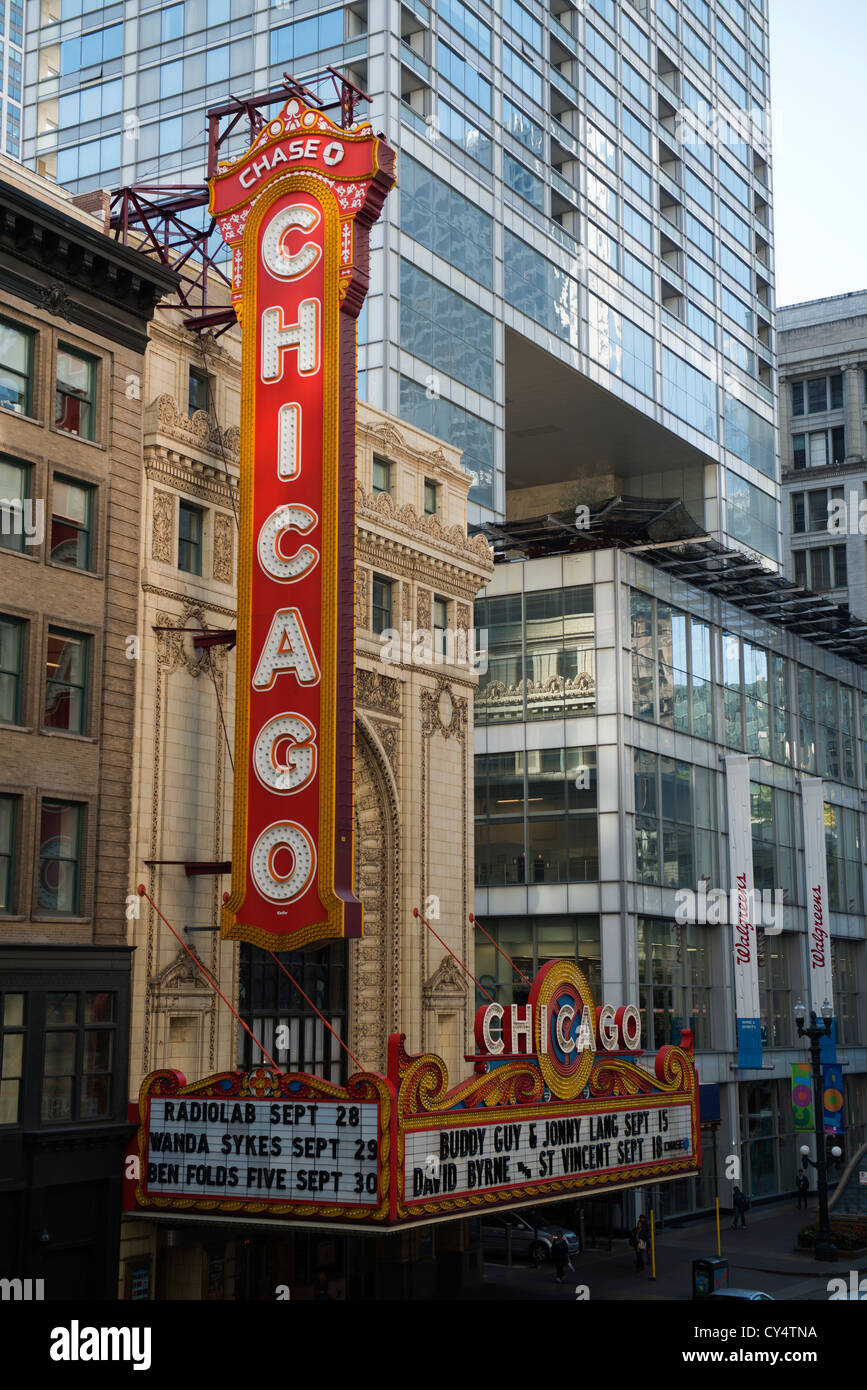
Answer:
[794,998,837,1262]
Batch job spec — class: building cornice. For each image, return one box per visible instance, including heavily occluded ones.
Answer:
[0,176,178,353]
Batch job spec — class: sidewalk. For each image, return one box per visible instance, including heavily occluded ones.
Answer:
[577,1200,867,1300]
[464,1200,867,1300]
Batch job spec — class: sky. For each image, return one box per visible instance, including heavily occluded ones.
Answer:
[769,0,867,307]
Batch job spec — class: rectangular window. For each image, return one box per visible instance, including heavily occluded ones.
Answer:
[56,347,96,440]
[808,378,827,413]
[638,919,712,1050]
[0,991,25,1124]
[372,457,391,495]
[0,796,17,912]
[399,260,494,397]
[423,479,438,515]
[0,615,24,725]
[0,457,32,556]
[0,318,34,416]
[188,368,211,415]
[830,373,844,409]
[439,0,492,56]
[42,989,115,1122]
[833,544,848,588]
[372,576,393,636]
[50,476,93,570]
[792,434,806,470]
[791,381,804,416]
[38,801,83,916]
[433,596,448,658]
[438,41,492,114]
[178,502,203,575]
[44,628,90,734]
[400,153,493,288]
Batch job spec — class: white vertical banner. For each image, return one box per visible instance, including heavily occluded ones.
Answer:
[725,754,762,1067]
[801,778,834,1019]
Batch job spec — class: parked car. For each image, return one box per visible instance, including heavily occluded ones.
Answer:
[481,1210,580,1265]
[709,1289,775,1301]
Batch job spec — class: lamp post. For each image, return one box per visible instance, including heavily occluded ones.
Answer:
[794,998,838,1262]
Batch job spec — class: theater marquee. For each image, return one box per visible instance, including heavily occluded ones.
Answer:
[134,964,701,1225]
[209,99,395,950]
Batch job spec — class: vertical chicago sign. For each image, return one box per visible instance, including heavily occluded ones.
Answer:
[210,100,395,948]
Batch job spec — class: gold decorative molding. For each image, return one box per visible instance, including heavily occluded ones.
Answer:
[151,489,174,563]
[357,483,494,569]
[356,667,401,717]
[147,392,241,461]
[212,511,234,584]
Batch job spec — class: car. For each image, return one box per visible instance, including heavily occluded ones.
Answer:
[708,1289,775,1301]
[481,1210,580,1266]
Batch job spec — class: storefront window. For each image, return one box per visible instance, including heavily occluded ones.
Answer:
[637,919,713,1050]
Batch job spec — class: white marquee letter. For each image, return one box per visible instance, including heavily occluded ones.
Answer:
[262,300,320,380]
[253,714,317,794]
[278,403,301,479]
[251,821,316,902]
[261,205,321,280]
[258,505,319,582]
[252,608,320,689]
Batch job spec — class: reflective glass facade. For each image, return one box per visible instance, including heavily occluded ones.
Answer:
[25,0,778,540]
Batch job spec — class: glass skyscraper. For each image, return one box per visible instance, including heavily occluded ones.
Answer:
[0,0,24,157]
[24,0,778,544]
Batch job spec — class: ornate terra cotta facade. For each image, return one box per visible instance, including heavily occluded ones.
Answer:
[121,299,492,1293]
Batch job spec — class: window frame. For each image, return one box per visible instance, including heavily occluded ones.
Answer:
[372,456,392,496]
[371,574,393,636]
[0,316,35,418]
[36,798,85,919]
[188,366,212,417]
[178,500,204,576]
[50,473,95,572]
[55,344,98,442]
[423,478,438,515]
[0,614,26,726]
[0,456,34,557]
[43,626,91,736]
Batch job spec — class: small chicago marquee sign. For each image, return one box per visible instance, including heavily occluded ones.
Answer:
[209,100,395,949]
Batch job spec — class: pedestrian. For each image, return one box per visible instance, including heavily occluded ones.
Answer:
[632,1214,649,1272]
[551,1231,569,1283]
[796,1171,809,1211]
[731,1186,748,1229]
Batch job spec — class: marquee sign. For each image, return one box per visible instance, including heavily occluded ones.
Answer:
[209,99,395,949]
[134,963,700,1224]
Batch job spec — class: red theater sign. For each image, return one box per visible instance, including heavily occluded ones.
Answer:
[210,100,395,949]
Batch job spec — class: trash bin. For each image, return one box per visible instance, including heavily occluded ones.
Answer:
[692,1257,729,1299]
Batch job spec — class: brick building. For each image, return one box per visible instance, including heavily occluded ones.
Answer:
[0,155,175,1296]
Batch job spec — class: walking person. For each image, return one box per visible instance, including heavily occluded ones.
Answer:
[731,1186,748,1229]
[551,1231,569,1284]
[632,1214,649,1272]
[796,1171,809,1211]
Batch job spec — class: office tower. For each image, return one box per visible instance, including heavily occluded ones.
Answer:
[25,0,777,539]
[778,291,867,618]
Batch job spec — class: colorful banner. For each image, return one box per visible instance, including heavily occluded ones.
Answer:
[801,779,834,1032]
[725,755,762,1068]
[210,100,395,949]
[791,1062,814,1131]
[823,1063,844,1133]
